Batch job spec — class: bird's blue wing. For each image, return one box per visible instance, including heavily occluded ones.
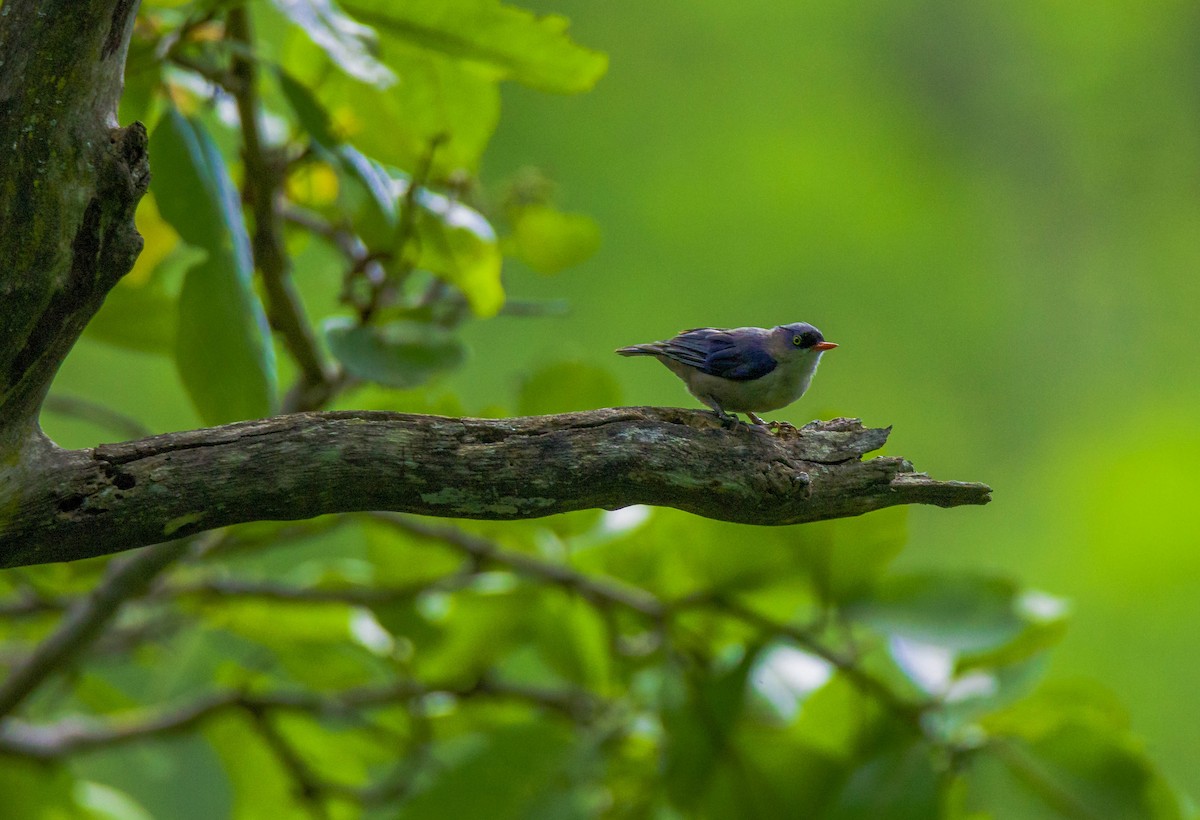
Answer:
[703,337,777,381]
[653,328,718,369]
[658,329,777,381]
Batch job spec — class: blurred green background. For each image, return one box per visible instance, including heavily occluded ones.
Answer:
[462,0,1200,794]
[46,0,1200,798]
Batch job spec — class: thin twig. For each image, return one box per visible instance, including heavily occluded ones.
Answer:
[713,598,928,728]
[379,513,930,729]
[243,705,332,819]
[377,514,666,618]
[42,394,152,440]
[357,135,446,323]
[0,535,210,719]
[0,676,598,760]
[161,573,472,606]
[227,7,334,412]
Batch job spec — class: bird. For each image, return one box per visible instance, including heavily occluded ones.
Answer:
[616,322,837,425]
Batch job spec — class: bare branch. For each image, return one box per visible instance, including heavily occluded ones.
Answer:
[0,410,990,568]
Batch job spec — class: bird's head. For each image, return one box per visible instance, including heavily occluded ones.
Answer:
[770,322,838,361]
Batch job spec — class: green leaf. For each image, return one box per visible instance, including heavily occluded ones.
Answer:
[952,684,1189,818]
[85,274,178,354]
[846,573,1028,653]
[205,712,294,818]
[268,0,395,87]
[791,673,885,762]
[75,782,155,820]
[662,650,757,811]
[399,723,575,819]
[324,318,466,388]
[956,592,1070,674]
[800,507,910,604]
[274,65,340,150]
[518,361,622,415]
[335,145,398,249]
[409,583,537,681]
[318,46,500,175]
[412,188,505,316]
[176,250,278,424]
[510,204,601,274]
[151,109,277,424]
[824,740,942,820]
[0,757,86,817]
[959,727,1186,820]
[534,593,611,690]
[332,151,504,315]
[342,0,608,94]
[150,109,247,253]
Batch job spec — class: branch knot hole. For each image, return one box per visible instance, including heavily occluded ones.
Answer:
[101,462,136,491]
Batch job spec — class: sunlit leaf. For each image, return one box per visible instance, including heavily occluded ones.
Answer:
[791,673,885,762]
[206,712,293,818]
[0,758,85,817]
[75,782,155,820]
[319,46,500,175]
[324,317,466,388]
[342,0,608,93]
[409,585,534,681]
[268,0,395,87]
[413,203,505,316]
[510,204,601,274]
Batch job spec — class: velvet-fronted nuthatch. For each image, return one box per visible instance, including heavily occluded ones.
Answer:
[616,323,837,425]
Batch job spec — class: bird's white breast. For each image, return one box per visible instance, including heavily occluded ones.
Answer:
[674,351,824,413]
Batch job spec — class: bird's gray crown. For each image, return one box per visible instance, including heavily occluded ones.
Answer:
[775,322,825,349]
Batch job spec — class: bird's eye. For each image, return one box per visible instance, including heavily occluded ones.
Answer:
[792,335,804,347]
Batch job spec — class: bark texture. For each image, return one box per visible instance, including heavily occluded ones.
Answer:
[1,409,990,567]
[0,0,148,446]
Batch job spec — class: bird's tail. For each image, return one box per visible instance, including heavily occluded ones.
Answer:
[615,344,661,357]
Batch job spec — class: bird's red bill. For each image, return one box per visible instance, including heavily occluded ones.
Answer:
[814,341,838,351]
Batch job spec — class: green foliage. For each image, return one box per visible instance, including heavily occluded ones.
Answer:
[150,109,278,424]
[517,361,621,415]
[324,318,467,389]
[6,0,1195,818]
[508,204,602,275]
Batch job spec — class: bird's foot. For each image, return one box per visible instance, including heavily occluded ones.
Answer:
[711,409,741,429]
[744,414,799,436]
[743,412,775,436]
